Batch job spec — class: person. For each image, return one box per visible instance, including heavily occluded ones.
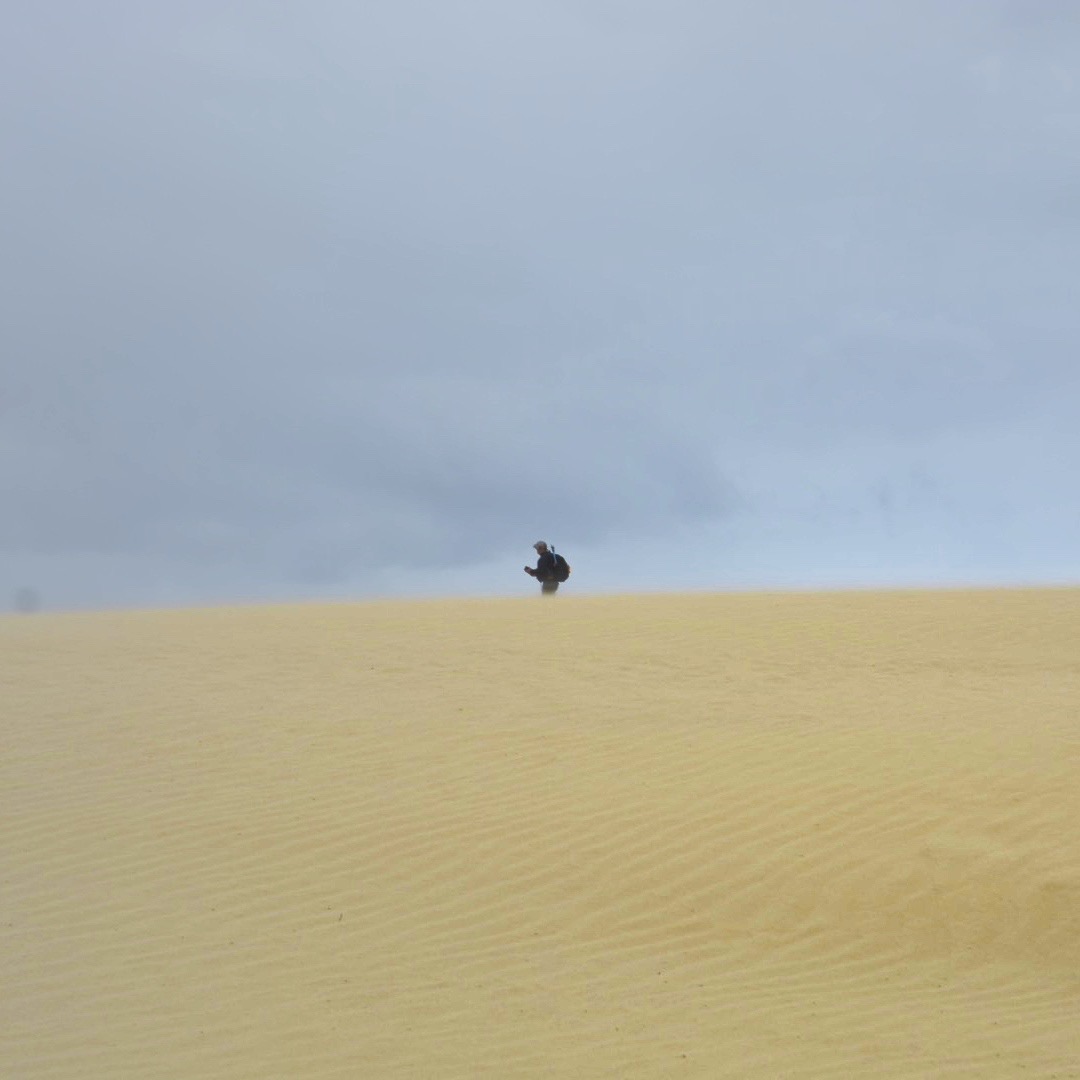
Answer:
[524,540,560,594]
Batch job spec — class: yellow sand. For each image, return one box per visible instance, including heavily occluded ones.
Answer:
[3,588,1080,1078]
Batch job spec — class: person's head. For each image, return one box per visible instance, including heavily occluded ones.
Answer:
[533,541,548,554]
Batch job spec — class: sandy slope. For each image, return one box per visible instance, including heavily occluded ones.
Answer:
[3,588,1080,1078]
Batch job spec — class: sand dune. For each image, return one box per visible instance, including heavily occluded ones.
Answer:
[3,588,1080,1078]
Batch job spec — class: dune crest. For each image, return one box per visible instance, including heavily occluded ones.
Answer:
[4,589,1080,1077]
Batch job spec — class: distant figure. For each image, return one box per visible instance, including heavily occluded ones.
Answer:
[524,540,570,595]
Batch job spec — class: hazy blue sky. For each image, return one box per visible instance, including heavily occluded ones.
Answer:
[3,0,1078,610]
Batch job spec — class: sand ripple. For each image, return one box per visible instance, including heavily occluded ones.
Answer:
[3,590,1080,1077]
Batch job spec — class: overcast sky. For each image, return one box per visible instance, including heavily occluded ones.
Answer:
[3,0,1078,611]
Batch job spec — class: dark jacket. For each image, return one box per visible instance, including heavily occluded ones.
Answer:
[534,550,557,581]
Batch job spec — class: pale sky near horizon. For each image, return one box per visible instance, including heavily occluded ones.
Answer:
[3,1,1078,611]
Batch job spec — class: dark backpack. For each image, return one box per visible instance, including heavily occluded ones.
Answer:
[550,549,571,583]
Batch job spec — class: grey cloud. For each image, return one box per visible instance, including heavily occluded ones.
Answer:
[3,1,1078,607]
